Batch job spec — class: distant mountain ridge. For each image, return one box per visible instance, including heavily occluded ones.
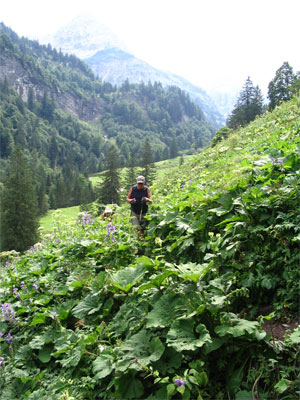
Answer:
[85,48,225,127]
[43,16,225,127]
[42,15,128,59]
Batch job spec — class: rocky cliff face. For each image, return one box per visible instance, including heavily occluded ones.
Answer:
[0,52,105,122]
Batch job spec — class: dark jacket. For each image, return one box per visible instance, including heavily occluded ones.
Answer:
[130,185,148,214]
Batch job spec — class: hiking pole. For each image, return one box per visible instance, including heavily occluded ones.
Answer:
[139,207,143,223]
[139,197,146,223]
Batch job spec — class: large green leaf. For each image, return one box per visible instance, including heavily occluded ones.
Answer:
[38,344,52,363]
[93,352,114,379]
[146,293,186,328]
[30,313,47,326]
[115,371,144,399]
[215,318,265,339]
[110,264,147,292]
[137,270,176,293]
[72,293,103,319]
[166,320,211,351]
[58,346,82,368]
[173,262,210,283]
[120,330,165,367]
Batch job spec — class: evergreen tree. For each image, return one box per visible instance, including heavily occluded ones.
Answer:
[98,145,121,205]
[268,62,296,110]
[170,137,179,159]
[124,151,137,190]
[0,147,39,252]
[227,77,264,129]
[140,138,156,186]
[27,86,34,111]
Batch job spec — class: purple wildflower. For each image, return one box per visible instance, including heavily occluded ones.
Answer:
[52,311,58,321]
[105,223,116,242]
[33,283,38,292]
[13,288,20,300]
[0,357,4,366]
[4,332,13,344]
[1,303,15,323]
[0,332,3,338]
[77,211,95,228]
[174,379,185,387]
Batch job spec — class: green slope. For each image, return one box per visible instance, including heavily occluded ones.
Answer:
[0,96,299,399]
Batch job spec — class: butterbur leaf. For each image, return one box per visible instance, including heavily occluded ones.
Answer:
[115,371,144,399]
[93,353,114,379]
[146,293,186,328]
[30,313,46,326]
[120,330,165,366]
[110,264,147,292]
[15,345,32,361]
[72,293,103,319]
[38,344,52,363]
[215,318,264,338]
[167,320,211,351]
[152,347,182,374]
[58,347,82,368]
[138,270,175,293]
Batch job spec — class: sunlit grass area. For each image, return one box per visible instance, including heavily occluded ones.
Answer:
[39,206,80,234]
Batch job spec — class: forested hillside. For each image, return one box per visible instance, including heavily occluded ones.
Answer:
[0,22,215,172]
[0,93,299,399]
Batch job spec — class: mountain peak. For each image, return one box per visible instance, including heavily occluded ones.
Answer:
[41,14,128,59]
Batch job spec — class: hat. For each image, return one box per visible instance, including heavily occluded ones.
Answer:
[136,175,145,183]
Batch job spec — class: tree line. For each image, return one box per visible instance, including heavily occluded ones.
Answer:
[210,61,300,146]
[226,61,299,130]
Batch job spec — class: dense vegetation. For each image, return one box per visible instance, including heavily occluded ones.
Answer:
[0,94,299,399]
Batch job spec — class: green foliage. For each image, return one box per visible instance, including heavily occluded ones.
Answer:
[0,88,299,399]
[0,147,39,251]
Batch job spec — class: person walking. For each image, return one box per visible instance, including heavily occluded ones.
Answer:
[126,176,152,234]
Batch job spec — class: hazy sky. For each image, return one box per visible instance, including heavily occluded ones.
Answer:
[2,0,300,97]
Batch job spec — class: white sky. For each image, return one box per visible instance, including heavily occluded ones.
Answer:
[2,0,300,97]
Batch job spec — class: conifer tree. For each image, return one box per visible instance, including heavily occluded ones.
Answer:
[227,77,264,129]
[170,137,179,159]
[98,144,121,205]
[124,151,137,190]
[140,138,156,186]
[268,62,296,110]
[0,147,39,252]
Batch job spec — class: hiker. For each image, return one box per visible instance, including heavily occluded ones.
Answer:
[126,176,152,233]
[101,205,115,221]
